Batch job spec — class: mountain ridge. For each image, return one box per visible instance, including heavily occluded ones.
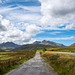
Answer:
[11,44,55,52]
[33,40,65,47]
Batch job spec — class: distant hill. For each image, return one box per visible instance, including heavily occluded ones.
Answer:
[11,44,54,52]
[0,49,5,52]
[70,43,75,46]
[0,42,21,50]
[48,46,75,53]
[33,40,65,47]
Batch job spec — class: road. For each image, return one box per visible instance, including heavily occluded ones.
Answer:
[5,51,57,75]
[56,52,75,56]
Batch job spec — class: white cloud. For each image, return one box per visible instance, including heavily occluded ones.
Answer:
[0,15,7,31]
[0,5,41,24]
[0,15,41,44]
[6,13,41,23]
[63,23,75,30]
[0,0,75,45]
[0,15,2,20]
[0,4,42,44]
[0,5,18,14]
[18,5,41,13]
[26,24,41,36]
[2,19,10,26]
[39,0,75,30]
[70,36,75,39]
[0,0,2,3]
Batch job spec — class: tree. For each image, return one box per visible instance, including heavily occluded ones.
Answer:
[43,47,47,52]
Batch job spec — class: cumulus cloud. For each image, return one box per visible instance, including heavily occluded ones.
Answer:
[26,24,41,36]
[39,0,75,30]
[0,15,7,31]
[0,15,41,44]
[63,23,75,30]
[0,3,42,44]
[0,22,7,31]
[0,0,75,45]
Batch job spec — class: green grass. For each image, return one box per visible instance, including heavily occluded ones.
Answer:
[0,51,36,75]
[47,46,75,52]
[41,51,75,75]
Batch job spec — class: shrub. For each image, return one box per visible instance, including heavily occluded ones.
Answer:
[43,47,47,52]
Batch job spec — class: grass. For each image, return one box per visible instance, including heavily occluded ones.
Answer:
[47,46,75,52]
[0,51,36,75]
[41,51,75,75]
[0,58,30,75]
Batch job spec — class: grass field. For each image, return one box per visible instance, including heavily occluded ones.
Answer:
[41,51,75,75]
[47,46,75,52]
[0,51,36,75]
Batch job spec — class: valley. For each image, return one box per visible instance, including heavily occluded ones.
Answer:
[0,40,75,75]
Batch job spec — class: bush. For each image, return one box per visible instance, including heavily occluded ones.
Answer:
[43,48,47,52]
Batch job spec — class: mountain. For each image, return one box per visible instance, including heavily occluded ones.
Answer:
[11,44,54,52]
[0,42,21,50]
[70,43,75,46]
[33,41,41,44]
[33,40,65,47]
[0,49,5,52]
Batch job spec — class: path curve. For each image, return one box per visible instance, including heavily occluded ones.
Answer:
[5,51,57,75]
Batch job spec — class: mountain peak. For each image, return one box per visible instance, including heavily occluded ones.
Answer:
[42,40,47,43]
[70,43,75,46]
[33,41,41,44]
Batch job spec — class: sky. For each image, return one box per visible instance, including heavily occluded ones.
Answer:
[0,0,75,46]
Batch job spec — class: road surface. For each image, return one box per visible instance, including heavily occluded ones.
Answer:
[5,51,57,75]
[56,52,75,56]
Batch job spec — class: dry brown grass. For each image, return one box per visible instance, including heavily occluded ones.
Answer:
[41,51,75,75]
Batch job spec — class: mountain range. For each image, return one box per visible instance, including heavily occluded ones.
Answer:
[11,44,54,52]
[11,40,65,52]
[33,40,65,47]
[0,40,75,52]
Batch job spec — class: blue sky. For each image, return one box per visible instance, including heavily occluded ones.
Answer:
[0,0,75,46]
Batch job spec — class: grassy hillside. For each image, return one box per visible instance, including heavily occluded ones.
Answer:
[41,51,75,75]
[12,44,54,52]
[47,46,75,52]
